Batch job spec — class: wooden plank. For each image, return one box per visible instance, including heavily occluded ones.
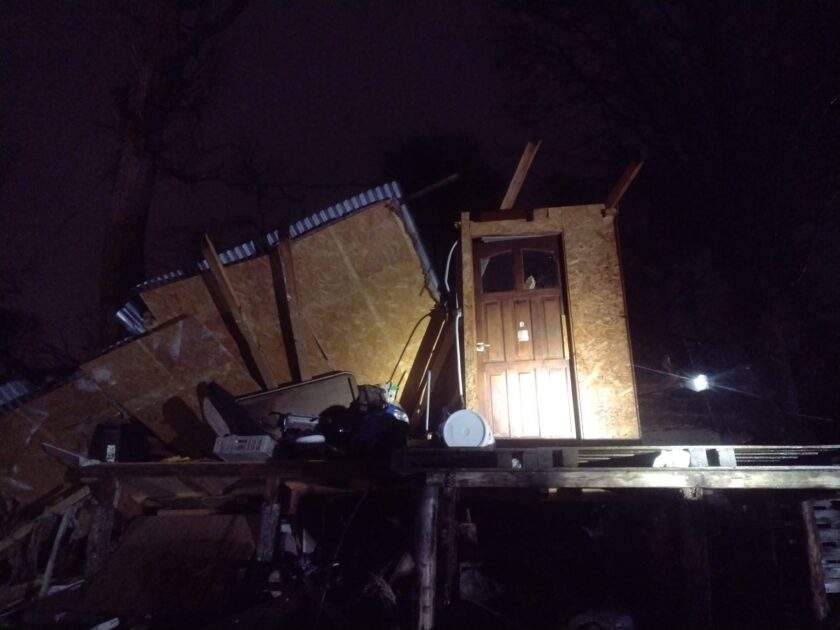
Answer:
[202,235,278,390]
[275,237,311,381]
[0,486,90,554]
[604,160,644,210]
[500,140,541,210]
[429,468,840,490]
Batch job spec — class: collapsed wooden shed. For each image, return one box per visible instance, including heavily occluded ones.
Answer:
[0,184,439,507]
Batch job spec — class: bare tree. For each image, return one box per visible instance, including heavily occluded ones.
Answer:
[490,1,840,430]
[99,0,251,342]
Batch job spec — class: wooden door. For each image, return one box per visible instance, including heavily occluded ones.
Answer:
[473,236,576,438]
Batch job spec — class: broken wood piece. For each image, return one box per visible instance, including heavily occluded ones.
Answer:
[0,486,91,555]
[256,477,282,562]
[605,160,644,210]
[275,237,311,381]
[202,234,278,390]
[500,140,541,210]
[39,502,79,598]
[85,482,119,579]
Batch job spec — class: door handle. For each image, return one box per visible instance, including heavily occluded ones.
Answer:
[476,342,491,352]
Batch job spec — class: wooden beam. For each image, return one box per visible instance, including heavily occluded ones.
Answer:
[500,140,541,210]
[400,305,447,427]
[78,459,391,479]
[605,160,644,210]
[202,234,278,389]
[429,467,840,490]
[275,237,311,381]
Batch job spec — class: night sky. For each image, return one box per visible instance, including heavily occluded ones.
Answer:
[1,2,838,436]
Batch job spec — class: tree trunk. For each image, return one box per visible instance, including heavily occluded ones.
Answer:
[99,143,158,342]
[98,3,179,344]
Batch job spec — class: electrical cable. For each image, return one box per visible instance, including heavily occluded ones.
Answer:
[386,311,432,389]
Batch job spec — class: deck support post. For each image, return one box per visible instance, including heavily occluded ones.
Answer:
[416,483,440,630]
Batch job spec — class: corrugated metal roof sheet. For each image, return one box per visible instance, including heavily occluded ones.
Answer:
[0,379,34,408]
[116,181,440,336]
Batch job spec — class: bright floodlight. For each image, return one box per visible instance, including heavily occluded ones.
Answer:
[688,374,710,392]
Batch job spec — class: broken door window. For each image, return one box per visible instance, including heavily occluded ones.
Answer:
[480,252,515,293]
[523,249,558,290]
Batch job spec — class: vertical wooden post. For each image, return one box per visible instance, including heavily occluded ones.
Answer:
[86,481,118,578]
[801,500,830,622]
[679,499,712,629]
[441,486,459,607]
[416,484,440,630]
[256,477,282,562]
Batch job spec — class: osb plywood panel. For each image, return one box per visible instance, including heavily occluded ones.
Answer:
[140,259,293,389]
[141,201,434,390]
[82,317,254,455]
[224,254,294,384]
[464,204,639,440]
[558,206,638,439]
[141,274,244,370]
[293,201,436,386]
[0,378,125,504]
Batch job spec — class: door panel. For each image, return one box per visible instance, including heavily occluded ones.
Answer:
[483,301,506,362]
[474,236,576,439]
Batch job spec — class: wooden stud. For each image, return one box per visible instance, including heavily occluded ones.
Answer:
[275,236,311,381]
[460,213,478,410]
[202,234,278,390]
[500,141,541,210]
[604,161,644,210]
